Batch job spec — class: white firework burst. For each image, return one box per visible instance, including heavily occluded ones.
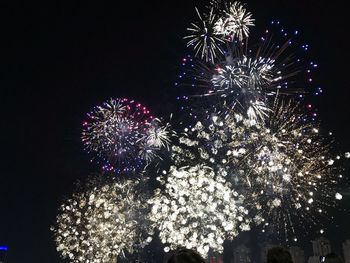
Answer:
[51,180,152,263]
[148,165,250,257]
[212,56,277,94]
[184,8,225,63]
[139,119,172,162]
[82,98,171,172]
[214,1,255,41]
[209,56,277,122]
[172,100,344,241]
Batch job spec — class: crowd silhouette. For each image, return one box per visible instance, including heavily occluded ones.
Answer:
[164,247,344,263]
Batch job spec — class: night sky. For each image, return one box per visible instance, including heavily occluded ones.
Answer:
[1,0,350,262]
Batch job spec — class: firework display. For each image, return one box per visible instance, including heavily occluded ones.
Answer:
[51,180,152,263]
[52,0,348,261]
[172,100,344,241]
[180,49,317,123]
[148,165,250,257]
[181,1,320,122]
[82,98,170,173]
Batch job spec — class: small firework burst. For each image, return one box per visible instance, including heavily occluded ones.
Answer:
[184,8,225,63]
[139,119,172,162]
[210,55,278,121]
[211,56,277,93]
[81,98,170,172]
[214,1,255,41]
[51,179,153,263]
[148,165,250,257]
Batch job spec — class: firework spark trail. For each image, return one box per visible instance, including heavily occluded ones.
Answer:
[148,165,250,257]
[171,99,344,241]
[51,179,153,263]
[81,98,171,173]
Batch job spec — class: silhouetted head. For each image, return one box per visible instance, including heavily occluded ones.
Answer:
[324,253,343,263]
[167,248,206,263]
[267,246,293,263]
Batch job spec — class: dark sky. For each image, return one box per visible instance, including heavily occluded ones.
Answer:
[1,0,350,262]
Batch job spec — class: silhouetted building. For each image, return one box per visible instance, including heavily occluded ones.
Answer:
[313,237,331,256]
[343,240,350,263]
[209,253,223,263]
[0,246,8,263]
[289,246,305,263]
[261,243,277,263]
[308,238,331,263]
[233,245,251,263]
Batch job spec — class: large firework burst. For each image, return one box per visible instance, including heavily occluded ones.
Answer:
[148,165,250,257]
[81,98,170,173]
[51,179,153,263]
[172,99,344,241]
[179,18,319,123]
